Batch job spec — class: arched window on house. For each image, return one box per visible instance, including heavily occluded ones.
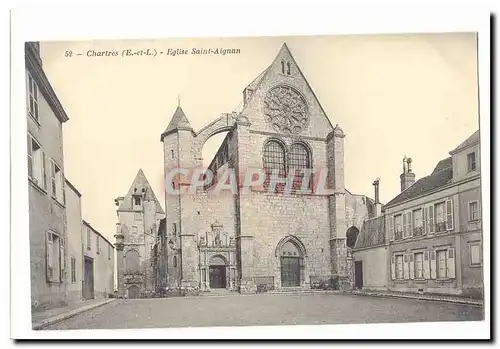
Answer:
[281,60,285,74]
[263,140,286,191]
[289,143,312,191]
[173,255,177,268]
[287,62,291,75]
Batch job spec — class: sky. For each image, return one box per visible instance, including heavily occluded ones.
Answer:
[39,33,479,243]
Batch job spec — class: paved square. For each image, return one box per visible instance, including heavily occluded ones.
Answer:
[43,293,484,330]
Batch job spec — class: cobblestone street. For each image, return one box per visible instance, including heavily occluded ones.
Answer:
[43,293,484,330]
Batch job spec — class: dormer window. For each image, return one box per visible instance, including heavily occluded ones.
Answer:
[287,62,291,75]
[281,60,285,74]
[467,152,477,172]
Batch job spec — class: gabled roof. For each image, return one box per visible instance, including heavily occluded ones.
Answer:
[82,220,115,248]
[163,106,192,134]
[240,43,335,131]
[118,169,165,214]
[449,130,480,155]
[354,216,386,249]
[385,157,453,207]
[244,65,270,91]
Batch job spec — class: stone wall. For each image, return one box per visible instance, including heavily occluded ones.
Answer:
[238,191,331,289]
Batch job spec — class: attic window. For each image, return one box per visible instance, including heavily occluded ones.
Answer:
[281,60,285,74]
[287,62,291,75]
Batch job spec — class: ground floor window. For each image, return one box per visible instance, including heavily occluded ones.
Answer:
[469,243,481,266]
[395,254,404,279]
[437,249,448,278]
[46,231,62,283]
[414,252,423,279]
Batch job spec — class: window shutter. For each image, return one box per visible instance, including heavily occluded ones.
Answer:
[403,254,409,279]
[46,233,53,282]
[447,247,456,279]
[42,151,47,189]
[389,216,394,241]
[409,253,414,279]
[428,205,435,234]
[408,212,413,237]
[423,250,430,279]
[403,213,407,238]
[423,207,428,235]
[27,134,33,178]
[50,160,56,197]
[430,250,437,279]
[62,175,66,205]
[60,239,65,281]
[446,199,454,231]
[391,255,396,280]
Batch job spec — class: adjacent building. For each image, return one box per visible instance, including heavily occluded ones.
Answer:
[354,130,483,298]
[114,169,165,299]
[65,180,84,303]
[64,179,116,303]
[82,221,115,300]
[26,41,70,311]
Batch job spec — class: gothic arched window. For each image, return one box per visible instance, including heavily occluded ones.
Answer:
[287,62,291,75]
[263,140,286,191]
[289,143,312,191]
[281,60,285,74]
[264,140,286,176]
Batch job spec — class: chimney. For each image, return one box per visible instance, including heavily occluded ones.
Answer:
[372,178,382,217]
[400,156,416,192]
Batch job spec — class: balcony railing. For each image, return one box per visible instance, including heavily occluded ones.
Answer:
[413,226,424,236]
[435,222,447,233]
[394,231,403,240]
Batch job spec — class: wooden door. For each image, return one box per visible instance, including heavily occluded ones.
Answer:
[281,257,300,287]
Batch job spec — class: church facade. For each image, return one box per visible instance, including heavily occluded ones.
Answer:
[158,43,376,293]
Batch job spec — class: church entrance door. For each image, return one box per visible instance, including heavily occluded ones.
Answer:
[128,285,140,299]
[209,266,226,289]
[281,257,301,287]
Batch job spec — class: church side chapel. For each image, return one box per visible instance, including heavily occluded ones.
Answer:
[114,170,165,298]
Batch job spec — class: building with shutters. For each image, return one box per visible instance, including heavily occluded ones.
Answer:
[354,130,483,298]
[26,41,71,312]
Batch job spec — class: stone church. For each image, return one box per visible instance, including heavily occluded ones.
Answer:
[157,43,377,294]
[114,170,165,298]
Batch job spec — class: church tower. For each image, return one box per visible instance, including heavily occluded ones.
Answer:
[114,169,165,298]
[160,105,199,292]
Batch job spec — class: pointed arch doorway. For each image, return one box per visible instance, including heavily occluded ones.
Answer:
[277,237,306,288]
